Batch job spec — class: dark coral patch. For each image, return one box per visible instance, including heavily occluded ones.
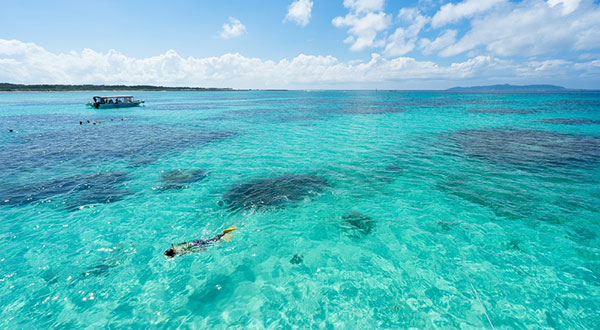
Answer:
[340,107,407,115]
[340,212,375,238]
[0,123,236,173]
[159,169,207,190]
[467,108,538,114]
[0,171,132,210]
[222,174,327,211]
[450,129,600,168]
[539,118,600,125]
[373,164,404,182]
[65,174,133,211]
[436,174,528,220]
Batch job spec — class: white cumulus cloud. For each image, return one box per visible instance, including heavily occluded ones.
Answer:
[342,0,385,13]
[439,0,600,57]
[332,0,390,51]
[547,0,580,15]
[284,0,313,27]
[384,8,430,56]
[420,30,458,55]
[431,0,505,28]
[220,17,247,39]
[1,39,598,89]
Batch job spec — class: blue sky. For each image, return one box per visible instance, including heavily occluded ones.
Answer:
[1,0,599,89]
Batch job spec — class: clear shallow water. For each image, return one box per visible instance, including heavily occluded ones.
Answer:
[0,90,599,329]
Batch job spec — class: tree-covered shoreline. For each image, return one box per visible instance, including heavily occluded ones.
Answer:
[0,83,260,92]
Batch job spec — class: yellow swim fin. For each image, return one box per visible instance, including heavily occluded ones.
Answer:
[221,226,237,242]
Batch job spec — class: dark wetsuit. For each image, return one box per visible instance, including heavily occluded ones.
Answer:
[167,233,227,257]
[165,227,236,257]
[191,233,225,247]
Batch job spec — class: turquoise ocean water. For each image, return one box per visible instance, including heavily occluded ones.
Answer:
[0,91,599,329]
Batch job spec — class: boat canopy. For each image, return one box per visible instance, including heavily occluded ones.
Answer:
[92,95,135,103]
[93,95,134,99]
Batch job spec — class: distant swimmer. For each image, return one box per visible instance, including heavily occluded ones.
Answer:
[164,227,237,257]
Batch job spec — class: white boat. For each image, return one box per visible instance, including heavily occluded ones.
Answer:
[87,95,144,109]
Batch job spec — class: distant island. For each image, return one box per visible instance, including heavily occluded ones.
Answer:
[0,83,287,92]
[446,84,568,92]
[2,82,589,92]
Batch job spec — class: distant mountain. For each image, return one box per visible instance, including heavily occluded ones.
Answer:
[446,84,568,92]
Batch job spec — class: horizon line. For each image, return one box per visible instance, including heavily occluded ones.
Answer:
[1,82,598,92]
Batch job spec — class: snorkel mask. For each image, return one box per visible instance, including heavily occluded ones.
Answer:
[164,244,176,257]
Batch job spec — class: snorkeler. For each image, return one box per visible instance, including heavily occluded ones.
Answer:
[164,227,237,257]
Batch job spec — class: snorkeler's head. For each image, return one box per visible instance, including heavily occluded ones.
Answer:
[164,244,176,257]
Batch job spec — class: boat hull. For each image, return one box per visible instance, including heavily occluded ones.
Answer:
[88,101,144,109]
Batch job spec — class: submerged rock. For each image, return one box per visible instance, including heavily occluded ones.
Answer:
[0,171,132,209]
[340,212,375,238]
[539,118,600,125]
[41,268,60,284]
[81,264,113,278]
[451,129,600,168]
[159,169,207,190]
[290,254,304,265]
[507,240,523,251]
[437,220,453,231]
[222,174,327,211]
[77,258,123,281]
